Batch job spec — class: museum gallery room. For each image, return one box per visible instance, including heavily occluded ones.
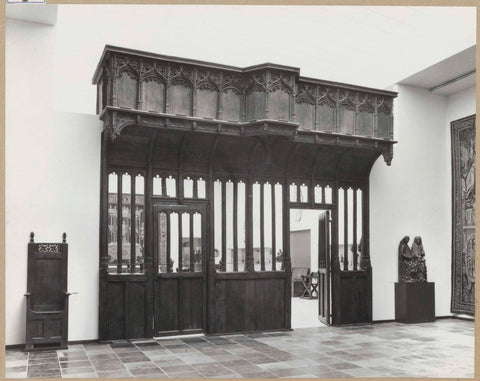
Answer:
[4,4,476,379]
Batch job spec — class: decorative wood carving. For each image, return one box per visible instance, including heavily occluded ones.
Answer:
[94,46,397,340]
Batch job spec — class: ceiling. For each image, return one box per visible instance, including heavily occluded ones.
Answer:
[398,45,476,96]
[6,4,57,26]
[5,5,476,114]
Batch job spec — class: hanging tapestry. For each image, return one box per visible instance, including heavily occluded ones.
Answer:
[451,114,475,315]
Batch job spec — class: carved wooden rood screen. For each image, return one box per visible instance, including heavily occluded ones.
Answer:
[93,46,397,340]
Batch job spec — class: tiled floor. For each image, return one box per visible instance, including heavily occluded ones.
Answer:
[5,319,474,378]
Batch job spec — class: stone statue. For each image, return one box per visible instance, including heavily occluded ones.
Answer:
[398,236,427,282]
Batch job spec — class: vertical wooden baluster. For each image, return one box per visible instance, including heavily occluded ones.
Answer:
[166,212,171,273]
[117,174,123,273]
[221,181,227,272]
[353,189,358,271]
[190,213,194,272]
[193,178,198,199]
[322,186,326,204]
[245,178,254,272]
[130,175,136,273]
[178,213,183,272]
[162,176,167,197]
[271,183,276,271]
[344,188,348,271]
[233,181,238,272]
[260,183,265,271]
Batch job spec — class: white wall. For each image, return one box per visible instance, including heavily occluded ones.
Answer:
[370,84,475,321]
[6,19,102,345]
[445,86,476,125]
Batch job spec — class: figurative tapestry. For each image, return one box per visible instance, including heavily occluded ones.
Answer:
[451,115,475,315]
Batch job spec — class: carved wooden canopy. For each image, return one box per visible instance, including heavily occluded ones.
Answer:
[93,45,397,168]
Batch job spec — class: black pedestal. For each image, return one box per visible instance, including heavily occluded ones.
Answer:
[395,282,435,323]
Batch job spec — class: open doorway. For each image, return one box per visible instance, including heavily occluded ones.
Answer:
[290,208,331,329]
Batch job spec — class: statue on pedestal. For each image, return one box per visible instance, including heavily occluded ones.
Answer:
[398,235,427,282]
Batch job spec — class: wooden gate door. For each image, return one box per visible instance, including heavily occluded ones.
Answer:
[153,203,207,336]
[318,211,331,325]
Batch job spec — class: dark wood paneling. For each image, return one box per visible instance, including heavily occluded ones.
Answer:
[357,112,374,137]
[214,274,287,334]
[296,103,314,130]
[332,271,371,325]
[246,91,265,120]
[128,282,146,338]
[118,72,138,109]
[317,104,335,132]
[338,108,354,134]
[377,113,393,139]
[196,89,217,119]
[106,282,125,340]
[142,79,165,112]
[222,89,241,122]
[154,278,179,332]
[182,277,203,330]
[169,84,192,116]
[269,89,290,121]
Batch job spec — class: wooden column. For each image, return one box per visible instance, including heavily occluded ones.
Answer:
[353,189,358,271]
[99,129,109,341]
[144,133,155,337]
[343,188,348,271]
[221,181,227,272]
[130,175,136,272]
[282,181,291,328]
[166,213,172,272]
[189,213,194,272]
[117,174,123,273]
[193,178,198,199]
[233,181,238,271]
[260,183,265,271]
[271,183,276,271]
[362,185,371,270]
[178,213,183,272]
[245,179,254,272]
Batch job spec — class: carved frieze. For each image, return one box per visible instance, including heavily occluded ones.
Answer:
[169,65,194,87]
[358,94,375,113]
[377,97,393,115]
[115,55,140,78]
[221,73,243,94]
[246,73,266,94]
[268,71,293,94]
[295,84,316,105]
[196,69,220,92]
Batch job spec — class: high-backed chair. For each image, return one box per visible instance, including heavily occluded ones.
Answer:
[25,233,70,351]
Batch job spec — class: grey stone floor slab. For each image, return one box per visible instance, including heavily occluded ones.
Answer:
[5,319,474,378]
